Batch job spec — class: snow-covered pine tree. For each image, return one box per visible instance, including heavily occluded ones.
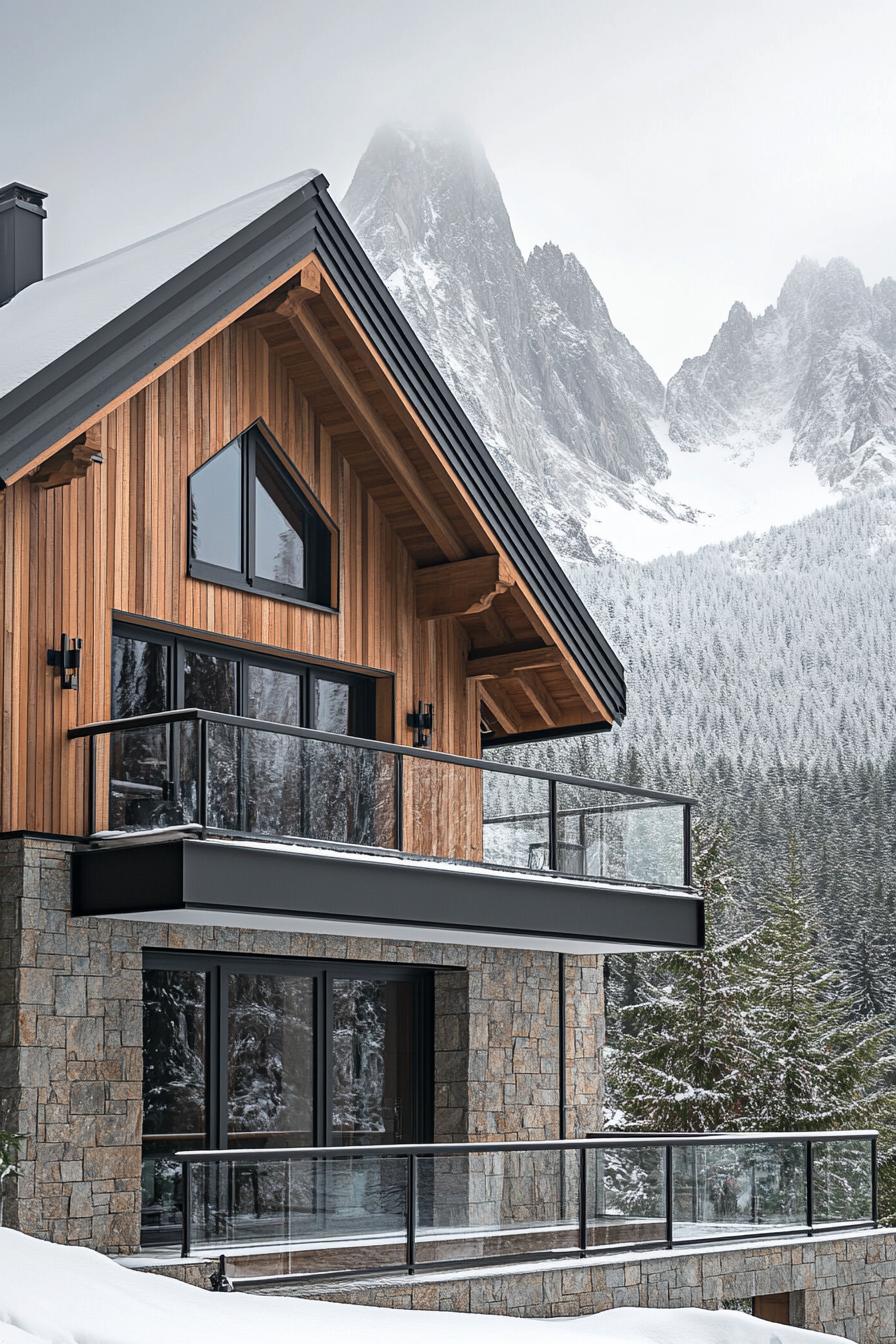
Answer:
[750,837,893,1131]
[607,818,766,1131]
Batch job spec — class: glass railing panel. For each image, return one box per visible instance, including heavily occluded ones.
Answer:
[414,1147,579,1265]
[188,1153,408,1276]
[671,1141,807,1241]
[555,784,685,886]
[812,1138,874,1226]
[107,720,198,832]
[208,726,398,849]
[587,1144,666,1249]
[482,772,551,870]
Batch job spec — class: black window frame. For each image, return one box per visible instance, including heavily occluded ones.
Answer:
[187,420,337,612]
[140,950,435,1246]
[111,621,377,735]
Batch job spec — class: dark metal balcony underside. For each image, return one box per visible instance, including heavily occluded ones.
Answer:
[71,834,703,954]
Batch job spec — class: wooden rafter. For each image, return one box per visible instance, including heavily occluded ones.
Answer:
[276,290,467,562]
[467,644,562,681]
[479,682,524,735]
[415,554,514,621]
[516,669,561,726]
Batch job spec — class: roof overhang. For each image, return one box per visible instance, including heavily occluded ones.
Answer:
[71,836,703,956]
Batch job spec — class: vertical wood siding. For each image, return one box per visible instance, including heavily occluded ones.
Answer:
[0,325,480,856]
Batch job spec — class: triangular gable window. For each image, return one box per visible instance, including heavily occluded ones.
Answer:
[188,423,335,608]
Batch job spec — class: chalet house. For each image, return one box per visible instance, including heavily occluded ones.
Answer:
[0,176,883,1331]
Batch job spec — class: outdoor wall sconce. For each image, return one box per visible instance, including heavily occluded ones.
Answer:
[47,633,82,690]
[407,700,434,748]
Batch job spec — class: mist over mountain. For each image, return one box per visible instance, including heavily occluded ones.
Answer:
[343,125,693,561]
[344,125,896,562]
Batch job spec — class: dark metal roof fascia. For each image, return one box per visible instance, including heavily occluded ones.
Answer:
[0,174,329,485]
[0,173,625,722]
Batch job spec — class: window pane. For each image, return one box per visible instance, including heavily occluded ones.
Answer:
[227,974,315,1147]
[183,649,239,827]
[313,677,350,734]
[254,451,306,590]
[331,978,416,1146]
[142,969,206,1238]
[190,440,242,571]
[111,632,169,717]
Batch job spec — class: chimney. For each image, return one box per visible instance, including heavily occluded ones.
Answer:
[0,183,47,305]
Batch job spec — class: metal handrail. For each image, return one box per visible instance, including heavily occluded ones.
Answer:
[174,1129,879,1280]
[176,1130,878,1162]
[68,706,696,806]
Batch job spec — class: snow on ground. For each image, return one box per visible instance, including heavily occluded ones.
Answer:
[589,421,835,561]
[0,1230,848,1344]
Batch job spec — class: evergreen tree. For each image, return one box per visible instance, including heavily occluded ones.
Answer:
[750,838,893,1131]
[608,818,766,1130]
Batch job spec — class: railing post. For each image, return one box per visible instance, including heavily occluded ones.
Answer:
[683,802,693,887]
[806,1139,814,1235]
[198,718,209,831]
[578,1145,588,1257]
[871,1135,879,1226]
[394,751,404,853]
[181,1160,193,1259]
[665,1144,674,1249]
[406,1152,417,1275]
[87,734,96,837]
[548,778,558,871]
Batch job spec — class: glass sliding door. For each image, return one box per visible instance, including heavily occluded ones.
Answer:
[140,954,432,1247]
[111,623,382,843]
[331,977,417,1145]
[141,967,207,1242]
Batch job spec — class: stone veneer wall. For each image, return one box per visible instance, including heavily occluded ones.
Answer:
[282,1231,896,1343]
[0,835,604,1254]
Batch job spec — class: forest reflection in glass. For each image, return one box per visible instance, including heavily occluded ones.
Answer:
[141,969,206,1237]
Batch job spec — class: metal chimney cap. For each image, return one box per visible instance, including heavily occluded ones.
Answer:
[0,184,48,216]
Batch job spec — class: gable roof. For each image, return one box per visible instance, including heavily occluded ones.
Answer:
[0,172,626,725]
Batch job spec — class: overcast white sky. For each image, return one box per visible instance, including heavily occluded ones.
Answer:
[2,0,894,380]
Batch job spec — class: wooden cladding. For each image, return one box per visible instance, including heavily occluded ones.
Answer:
[0,321,479,839]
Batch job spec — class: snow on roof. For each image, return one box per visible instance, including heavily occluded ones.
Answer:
[0,170,319,401]
[0,1228,848,1344]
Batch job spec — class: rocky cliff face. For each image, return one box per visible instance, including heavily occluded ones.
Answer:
[344,125,896,560]
[343,126,676,559]
[666,257,896,488]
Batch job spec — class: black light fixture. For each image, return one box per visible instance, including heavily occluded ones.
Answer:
[47,633,82,690]
[407,700,434,748]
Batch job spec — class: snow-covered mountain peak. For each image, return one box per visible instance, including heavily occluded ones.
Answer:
[343,126,896,560]
[667,255,896,492]
[344,124,677,557]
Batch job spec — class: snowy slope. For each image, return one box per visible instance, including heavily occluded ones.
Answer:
[0,1230,847,1344]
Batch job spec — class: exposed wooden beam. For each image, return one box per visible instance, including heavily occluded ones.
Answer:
[479,682,524,735]
[516,669,561,726]
[415,554,514,621]
[467,644,562,681]
[276,292,467,561]
[29,428,102,489]
[240,261,322,327]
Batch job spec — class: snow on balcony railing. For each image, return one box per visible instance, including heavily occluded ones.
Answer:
[171,1130,878,1286]
[69,709,695,890]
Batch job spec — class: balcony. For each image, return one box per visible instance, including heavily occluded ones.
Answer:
[69,709,701,952]
[168,1130,878,1286]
